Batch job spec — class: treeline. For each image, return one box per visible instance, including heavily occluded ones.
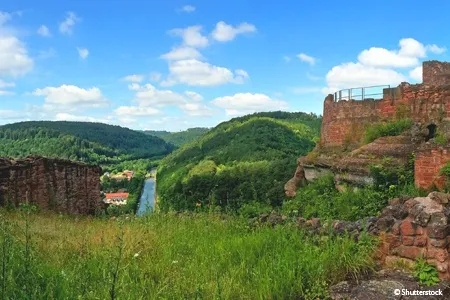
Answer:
[144,127,210,147]
[157,112,322,212]
[0,121,175,167]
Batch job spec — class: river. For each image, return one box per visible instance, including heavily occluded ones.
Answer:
[136,177,156,216]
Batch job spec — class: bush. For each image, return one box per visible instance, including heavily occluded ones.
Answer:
[364,119,413,144]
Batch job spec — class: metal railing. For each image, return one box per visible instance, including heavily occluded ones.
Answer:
[333,85,391,102]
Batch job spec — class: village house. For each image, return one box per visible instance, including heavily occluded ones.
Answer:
[103,192,129,206]
[111,170,134,181]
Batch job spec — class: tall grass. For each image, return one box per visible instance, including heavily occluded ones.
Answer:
[364,119,413,144]
[0,210,377,299]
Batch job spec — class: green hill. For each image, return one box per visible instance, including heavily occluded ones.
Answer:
[144,127,210,147]
[0,121,175,166]
[157,111,322,212]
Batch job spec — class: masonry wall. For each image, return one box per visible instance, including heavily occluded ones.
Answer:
[423,60,450,87]
[0,156,102,215]
[415,146,450,190]
[320,83,450,148]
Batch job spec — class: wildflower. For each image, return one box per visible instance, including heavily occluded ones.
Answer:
[134,253,139,258]
[172,260,178,264]
[195,203,201,207]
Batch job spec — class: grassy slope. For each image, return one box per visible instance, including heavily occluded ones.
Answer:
[0,121,174,165]
[157,111,322,211]
[144,127,210,147]
[0,210,376,299]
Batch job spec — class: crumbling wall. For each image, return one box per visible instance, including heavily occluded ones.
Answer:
[0,156,102,214]
[423,60,450,87]
[320,83,450,148]
[415,145,450,190]
[377,192,450,280]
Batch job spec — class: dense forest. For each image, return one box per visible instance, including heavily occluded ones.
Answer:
[0,121,175,166]
[144,127,210,147]
[157,111,322,212]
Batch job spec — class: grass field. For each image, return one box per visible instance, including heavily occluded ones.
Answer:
[0,208,377,299]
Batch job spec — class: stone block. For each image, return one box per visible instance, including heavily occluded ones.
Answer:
[400,219,416,236]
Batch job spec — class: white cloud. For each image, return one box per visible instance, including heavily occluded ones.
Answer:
[0,12,11,26]
[55,113,110,123]
[211,21,256,42]
[160,46,203,60]
[161,59,249,86]
[323,38,445,94]
[37,25,51,37]
[212,93,288,116]
[0,109,27,119]
[179,103,214,117]
[323,62,406,94]
[59,12,80,35]
[0,35,34,77]
[114,106,161,116]
[184,91,203,101]
[297,53,316,65]
[32,85,108,111]
[409,66,422,82]
[358,38,445,68]
[130,83,187,107]
[0,79,14,88]
[427,44,446,54]
[181,5,196,13]
[122,74,144,83]
[169,25,208,48]
[149,72,161,82]
[77,47,89,59]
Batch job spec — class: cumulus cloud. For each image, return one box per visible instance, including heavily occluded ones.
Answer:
[32,85,108,111]
[59,12,80,35]
[77,47,89,59]
[409,66,422,82]
[55,113,111,123]
[0,109,28,119]
[37,25,51,37]
[114,106,161,116]
[122,74,144,83]
[124,83,214,118]
[149,72,161,82]
[211,21,256,42]
[212,93,288,116]
[160,46,203,60]
[161,59,249,86]
[323,38,445,94]
[323,62,406,94]
[181,5,196,13]
[0,35,34,77]
[169,25,208,48]
[297,53,316,65]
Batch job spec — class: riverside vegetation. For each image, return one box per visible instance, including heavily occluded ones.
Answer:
[0,112,437,298]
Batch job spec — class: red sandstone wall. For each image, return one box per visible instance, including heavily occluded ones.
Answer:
[423,60,450,87]
[320,83,450,148]
[0,156,102,214]
[415,146,450,190]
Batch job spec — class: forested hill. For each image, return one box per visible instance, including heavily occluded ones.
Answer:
[157,111,322,212]
[144,127,210,147]
[0,121,175,165]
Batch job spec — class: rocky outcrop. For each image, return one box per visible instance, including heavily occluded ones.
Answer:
[330,269,450,299]
[0,156,102,215]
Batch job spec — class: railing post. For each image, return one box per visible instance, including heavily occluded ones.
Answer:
[362,87,364,100]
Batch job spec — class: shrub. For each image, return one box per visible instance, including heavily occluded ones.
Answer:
[364,119,413,144]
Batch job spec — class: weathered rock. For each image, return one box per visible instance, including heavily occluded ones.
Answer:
[0,156,102,215]
[429,191,450,205]
[284,164,307,198]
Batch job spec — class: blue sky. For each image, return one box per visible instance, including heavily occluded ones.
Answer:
[0,0,449,131]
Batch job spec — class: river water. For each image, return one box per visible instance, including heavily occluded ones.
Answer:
[136,178,156,216]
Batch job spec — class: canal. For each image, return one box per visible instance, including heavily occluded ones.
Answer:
[136,177,156,216]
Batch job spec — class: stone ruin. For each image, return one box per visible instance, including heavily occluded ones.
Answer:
[0,155,102,215]
[285,60,450,197]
